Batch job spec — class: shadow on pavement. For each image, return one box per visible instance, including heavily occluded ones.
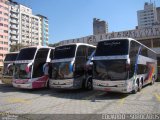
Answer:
[0,82,129,101]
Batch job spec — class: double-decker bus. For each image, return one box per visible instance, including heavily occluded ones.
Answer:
[93,38,157,93]
[12,46,54,89]
[50,43,96,90]
[2,52,19,84]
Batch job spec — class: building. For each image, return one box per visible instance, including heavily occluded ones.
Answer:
[0,0,9,69]
[36,14,49,46]
[93,18,108,35]
[9,0,49,48]
[9,0,19,46]
[137,2,158,29]
[19,4,40,46]
[8,1,40,47]
[59,25,160,51]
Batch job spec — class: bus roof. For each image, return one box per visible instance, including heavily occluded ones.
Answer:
[100,38,157,54]
[57,43,96,48]
[5,51,19,55]
[20,46,55,50]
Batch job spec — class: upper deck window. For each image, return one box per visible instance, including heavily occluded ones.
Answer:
[95,39,129,56]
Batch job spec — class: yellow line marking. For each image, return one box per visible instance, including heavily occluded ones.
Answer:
[6,98,31,104]
[154,93,160,102]
[118,98,125,106]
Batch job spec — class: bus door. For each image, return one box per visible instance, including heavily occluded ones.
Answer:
[32,48,49,79]
[74,45,87,81]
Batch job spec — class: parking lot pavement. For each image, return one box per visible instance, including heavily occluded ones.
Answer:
[0,80,160,119]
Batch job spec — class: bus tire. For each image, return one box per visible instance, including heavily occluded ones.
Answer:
[86,78,93,90]
[151,76,155,85]
[132,80,139,94]
[46,80,50,89]
[138,79,143,92]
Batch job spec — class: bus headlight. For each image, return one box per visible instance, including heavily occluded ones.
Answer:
[126,81,133,90]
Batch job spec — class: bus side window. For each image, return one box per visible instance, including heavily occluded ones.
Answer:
[88,47,95,59]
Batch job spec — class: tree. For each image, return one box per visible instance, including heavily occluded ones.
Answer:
[10,43,26,52]
[48,42,60,47]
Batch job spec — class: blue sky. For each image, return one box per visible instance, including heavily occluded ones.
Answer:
[15,0,160,44]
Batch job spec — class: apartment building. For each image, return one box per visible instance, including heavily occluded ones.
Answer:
[137,2,158,28]
[93,18,108,35]
[37,14,49,46]
[19,4,40,46]
[0,0,9,68]
[9,0,19,46]
[9,0,47,48]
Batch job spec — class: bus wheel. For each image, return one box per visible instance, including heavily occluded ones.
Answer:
[47,80,50,89]
[86,79,93,90]
[138,80,143,92]
[151,76,155,85]
[132,80,138,94]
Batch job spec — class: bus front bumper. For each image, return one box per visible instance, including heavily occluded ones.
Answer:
[12,79,32,89]
[12,82,32,89]
[49,79,81,89]
[93,80,133,93]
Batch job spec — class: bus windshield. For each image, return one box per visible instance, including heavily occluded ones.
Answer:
[93,60,127,80]
[4,53,18,61]
[95,39,129,56]
[52,62,73,79]
[14,63,31,79]
[3,63,14,76]
[54,45,76,59]
[17,48,37,60]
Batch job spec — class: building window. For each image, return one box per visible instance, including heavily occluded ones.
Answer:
[153,39,160,48]
[139,39,151,48]
[0,23,3,26]
[4,30,8,33]
[4,7,8,11]
[4,36,8,39]
[4,42,8,45]
[4,13,8,16]
[4,24,8,27]
[3,48,8,51]
[4,18,8,21]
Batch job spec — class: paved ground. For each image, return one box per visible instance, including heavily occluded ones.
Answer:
[0,80,160,120]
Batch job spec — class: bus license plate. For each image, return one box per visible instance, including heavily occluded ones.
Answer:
[105,88,110,91]
[56,86,61,88]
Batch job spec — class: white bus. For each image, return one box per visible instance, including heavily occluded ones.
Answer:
[12,46,55,89]
[93,38,157,93]
[2,52,19,84]
[49,43,96,90]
